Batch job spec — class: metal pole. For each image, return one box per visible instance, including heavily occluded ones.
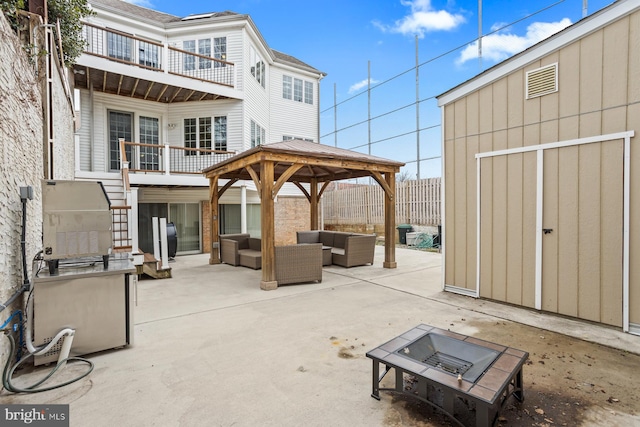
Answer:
[368,60,371,157]
[478,0,483,71]
[333,83,337,147]
[415,36,420,181]
[582,0,588,18]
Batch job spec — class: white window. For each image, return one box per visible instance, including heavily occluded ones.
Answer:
[283,74,313,105]
[184,116,226,154]
[293,78,303,102]
[283,76,292,100]
[251,120,265,147]
[184,39,212,71]
[250,46,265,88]
[214,37,226,67]
[304,81,313,105]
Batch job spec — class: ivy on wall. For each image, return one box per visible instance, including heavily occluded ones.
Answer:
[1,0,94,66]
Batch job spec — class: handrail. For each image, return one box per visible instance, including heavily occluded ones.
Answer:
[119,140,236,175]
[83,22,164,48]
[167,45,234,67]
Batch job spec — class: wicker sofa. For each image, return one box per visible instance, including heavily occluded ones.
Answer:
[220,233,262,270]
[275,243,323,285]
[296,230,376,267]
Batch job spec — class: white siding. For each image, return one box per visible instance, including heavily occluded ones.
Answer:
[78,90,92,171]
[269,66,319,142]
[243,34,270,148]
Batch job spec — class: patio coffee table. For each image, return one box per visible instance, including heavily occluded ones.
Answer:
[367,324,528,427]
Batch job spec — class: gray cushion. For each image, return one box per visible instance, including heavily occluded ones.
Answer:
[319,231,335,247]
[332,232,352,249]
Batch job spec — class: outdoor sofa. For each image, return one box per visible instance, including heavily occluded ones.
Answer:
[296,230,376,267]
[219,233,262,269]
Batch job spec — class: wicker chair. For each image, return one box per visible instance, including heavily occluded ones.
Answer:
[331,234,376,267]
[275,244,322,285]
[220,234,250,266]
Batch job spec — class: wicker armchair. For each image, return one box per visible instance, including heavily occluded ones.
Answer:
[331,234,376,267]
[275,244,322,285]
[220,234,250,266]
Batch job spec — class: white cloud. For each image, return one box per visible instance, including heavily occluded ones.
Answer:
[123,0,154,8]
[348,78,381,94]
[373,0,465,37]
[457,18,572,65]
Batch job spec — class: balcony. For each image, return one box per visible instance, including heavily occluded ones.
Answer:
[73,23,238,103]
[119,139,237,179]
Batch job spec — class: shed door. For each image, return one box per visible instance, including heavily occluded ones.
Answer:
[479,139,624,327]
[541,141,623,326]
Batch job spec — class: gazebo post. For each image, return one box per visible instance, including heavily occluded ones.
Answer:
[310,178,319,230]
[209,176,221,265]
[260,160,278,290]
[383,171,397,268]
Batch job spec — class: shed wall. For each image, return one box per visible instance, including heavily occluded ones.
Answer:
[443,10,640,328]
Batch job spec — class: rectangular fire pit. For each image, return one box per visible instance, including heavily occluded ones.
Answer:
[366,325,528,427]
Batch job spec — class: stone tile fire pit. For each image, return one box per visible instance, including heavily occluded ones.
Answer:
[367,324,528,427]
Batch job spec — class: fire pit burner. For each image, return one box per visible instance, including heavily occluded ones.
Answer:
[367,325,528,427]
[423,352,471,375]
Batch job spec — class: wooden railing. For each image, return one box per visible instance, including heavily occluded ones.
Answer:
[81,23,235,87]
[119,139,236,175]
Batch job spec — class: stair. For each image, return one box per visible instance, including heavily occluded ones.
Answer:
[141,253,172,279]
[76,173,132,252]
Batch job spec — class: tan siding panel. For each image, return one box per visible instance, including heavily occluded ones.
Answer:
[466,135,478,290]
[600,140,623,326]
[506,153,523,305]
[491,155,508,301]
[492,79,508,131]
[479,85,493,135]
[558,44,579,119]
[523,60,541,127]
[602,106,628,135]
[454,99,467,140]
[602,17,629,109]
[558,116,579,141]
[556,146,579,317]
[628,104,640,325]
[444,106,456,286]
[524,122,540,147]
[479,149,493,299]
[579,111,602,138]
[466,92,479,136]
[522,151,537,308]
[540,118,559,145]
[579,31,604,115]
[629,11,640,103]
[542,149,559,313]
[577,143,601,322]
[454,137,468,287]
[507,71,524,129]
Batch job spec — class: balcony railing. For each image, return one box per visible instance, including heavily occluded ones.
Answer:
[119,139,236,175]
[82,23,235,87]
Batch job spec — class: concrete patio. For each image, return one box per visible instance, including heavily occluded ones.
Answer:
[3,247,640,426]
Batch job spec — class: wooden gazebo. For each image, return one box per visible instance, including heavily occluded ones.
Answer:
[202,139,405,290]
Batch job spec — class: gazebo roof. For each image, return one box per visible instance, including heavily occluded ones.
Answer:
[203,139,405,182]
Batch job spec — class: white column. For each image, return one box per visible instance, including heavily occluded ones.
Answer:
[159,218,169,270]
[152,217,160,260]
[241,183,247,234]
[130,188,140,254]
[164,144,171,175]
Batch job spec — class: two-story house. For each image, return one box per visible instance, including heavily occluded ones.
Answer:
[73,0,325,256]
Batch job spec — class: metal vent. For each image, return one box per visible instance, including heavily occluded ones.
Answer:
[526,63,558,99]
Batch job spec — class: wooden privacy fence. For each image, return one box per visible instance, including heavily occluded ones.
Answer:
[322,178,441,226]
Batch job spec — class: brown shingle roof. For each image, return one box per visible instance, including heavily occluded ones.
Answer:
[89,0,181,24]
[272,50,325,76]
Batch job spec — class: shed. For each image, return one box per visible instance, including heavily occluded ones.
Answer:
[203,139,404,289]
[437,0,640,335]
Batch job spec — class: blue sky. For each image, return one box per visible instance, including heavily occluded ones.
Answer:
[127,0,614,178]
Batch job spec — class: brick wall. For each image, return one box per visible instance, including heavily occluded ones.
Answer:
[274,196,310,245]
[0,14,45,369]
